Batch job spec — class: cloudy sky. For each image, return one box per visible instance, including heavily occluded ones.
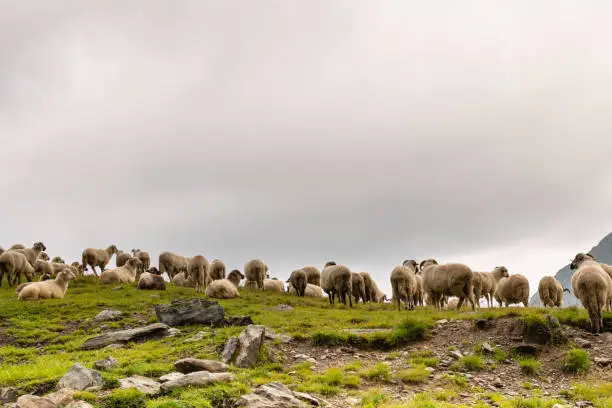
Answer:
[2,1,612,296]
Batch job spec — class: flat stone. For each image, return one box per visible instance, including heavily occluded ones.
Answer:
[265,330,293,344]
[436,319,448,325]
[185,331,210,342]
[271,304,294,311]
[57,364,103,391]
[594,357,612,367]
[481,342,494,353]
[92,356,118,371]
[234,382,311,407]
[160,372,234,391]
[159,372,185,383]
[449,351,463,360]
[65,402,94,408]
[154,298,225,326]
[167,328,181,337]
[80,323,170,350]
[119,376,161,394]
[16,396,55,408]
[94,310,122,322]
[235,325,265,368]
[174,358,228,374]
[0,388,18,404]
[573,338,592,349]
[45,389,75,406]
[343,328,392,334]
[221,337,239,363]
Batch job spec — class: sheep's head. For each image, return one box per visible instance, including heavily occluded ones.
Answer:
[33,242,46,252]
[126,258,142,268]
[570,253,595,270]
[228,269,245,286]
[38,252,50,261]
[324,261,337,268]
[402,259,419,271]
[52,257,65,264]
[419,259,438,269]
[59,267,77,281]
[108,245,118,254]
[494,266,509,277]
[148,267,160,275]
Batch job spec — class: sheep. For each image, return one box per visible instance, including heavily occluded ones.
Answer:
[359,272,385,303]
[351,272,367,304]
[11,242,47,267]
[82,245,118,277]
[137,269,167,291]
[302,266,321,286]
[391,262,418,311]
[537,276,566,308]
[414,274,424,307]
[243,280,259,289]
[571,253,612,311]
[51,256,65,264]
[206,259,226,285]
[320,262,353,307]
[38,252,50,261]
[263,278,285,292]
[158,251,191,280]
[0,247,4,256]
[288,283,324,297]
[18,267,77,301]
[9,244,25,250]
[187,255,209,293]
[473,270,498,308]
[244,259,267,290]
[287,269,307,297]
[131,249,151,276]
[420,259,476,311]
[0,251,35,287]
[70,261,84,276]
[115,250,132,267]
[172,271,195,287]
[570,253,612,334]
[205,269,244,299]
[494,271,530,307]
[99,258,142,284]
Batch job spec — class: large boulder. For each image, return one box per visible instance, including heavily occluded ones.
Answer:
[235,325,266,368]
[80,323,170,350]
[93,356,118,371]
[94,310,122,322]
[174,358,228,374]
[234,382,318,407]
[221,337,240,363]
[160,372,234,391]
[57,364,103,391]
[155,299,225,326]
[16,395,56,408]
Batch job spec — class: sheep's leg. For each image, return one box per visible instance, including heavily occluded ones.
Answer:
[456,297,465,311]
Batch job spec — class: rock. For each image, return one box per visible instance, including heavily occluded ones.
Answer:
[92,356,118,371]
[65,402,94,408]
[112,286,124,291]
[185,331,210,342]
[104,344,126,350]
[448,350,463,360]
[343,329,392,334]
[16,395,55,408]
[481,342,494,353]
[155,298,225,326]
[119,376,161,394]
[94,310,122,322]
[271,304,294,311]
[57,364,103,391]
[80,323,171,350]
[224,316,254,327]
[594,357,612,367]
[235,325,266,368]
[221,337,240,363]
[45,389,76,406]
[234,382,314,407]
[293,392,320,406]
[159,372,185,383]
[346,397,361,406]
[0,388,18,404]
[493,379,504,388]
[436,319,448,325]
[294,354,310,360]
[513,343,541,356]
[306,358,316,364]
[161,372,234,391]
[167,328,181,337]
[573,338,592,349]
[265,330,293,344]
[174,358,229,374]
[425,367,435,373]
[575,401,593,407]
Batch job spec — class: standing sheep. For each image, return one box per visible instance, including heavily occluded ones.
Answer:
[538,276,567,308]
[391,262,418,311]
[158,251,190,279]
[359,272,386,303]
[320,262,353,307]
[302,266,321,286]
[421,259,476,311]
[570,253,612,333]
[187,255,209,293]
[351,272,367,304]
[288,283,324,297]
[494,271,530,307]
[206,259,226,285]
[11,242,47,267]
[82,245,118,277]
[70,262,84,276]
[244,259,267,290]
[99,258,142,284]
[131,249,151,276]
[18,267,77,301]
[0,251,35,287]
[115,250,132,267]
[287,269,307,297]
[205,269,244,299]
[263,278,285,292]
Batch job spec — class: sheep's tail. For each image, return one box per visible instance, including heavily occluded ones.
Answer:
[584,291,602,333]
[391,278,405,311]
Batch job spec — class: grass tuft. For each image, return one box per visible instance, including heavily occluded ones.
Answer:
[561,348,590,374]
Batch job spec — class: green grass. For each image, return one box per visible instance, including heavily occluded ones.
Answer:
[359,363,391,382]
[395,364,429,384]
[561,348,590,374]
[459,355,484,371]
[518,357,541,375]
[566,382,612,408]
[101,389,146,408]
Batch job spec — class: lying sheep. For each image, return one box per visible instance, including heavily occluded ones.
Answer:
[494,270,530,307]
[391,262,418,311]
[0,251,35,287]
[244,259,267,290]
[205,269,244,299]
[288,283,324,297]
[82,245,118,277]
[288,269,307,296]
[263,278,285,292]
[137,269,166,291]
[18,267,77,300]
[302,266,321,286]
[158,251,191,280]
[172,271,195,287]
[51,257,65,264]
[99,258,141,284]
[321,262,353,307]
[188,255,209,293]
[115,250,132,267]
[351,272,367,304]
[538,276,567,307]
[421,259,476,311]
[206,259,226,285]
[131,249,151,276]
[570,253,612,333]
[11,242,47,267]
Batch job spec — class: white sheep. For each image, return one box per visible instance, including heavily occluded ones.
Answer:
[131,249,151,276]
[206,259,226,285]
[263,278,285,292]
[11,242,47,267]
[18,267,77,301]
[538,276,567,308]
[244,259,267,290]
[158,251,191,280]
[391,262,418,311]
[302,266,321,286]
[0,251,35,287]
[188,255,209,293]
[82,245,118,277]
[288,269,307,296]
[99,258,141,284]
[288,283,324,297]
[320,262,353,307]
[421,259,476,311]
[351,272,367,304]
[172,271,195,287]
[359,272,386,303]
[137,270,167,291]
[205,269,244,299]
[570,253,612,333]
[494,271,530,307]
[115,250,132,267]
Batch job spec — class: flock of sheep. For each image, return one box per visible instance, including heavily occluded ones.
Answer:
[0,242,610,333]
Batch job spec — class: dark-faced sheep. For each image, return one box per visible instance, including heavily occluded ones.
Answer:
[302,266,321,286]
[0,251,35,287]
[99,258,141,284]
[18,267,77,301]
[288,269,307,297]
[206,259,226,285]
[570,253,612,333]
[494,271,530,307]
[351,272,367,304]
[51,256,65,264]
[538,276,566,307]
[205,269,244,299]
[137,269,166,291]
[187,255,209,293]
[421,259,476,311]
[11,242,47,267]
[82,245,118,277]
[320,262,353,307]
[158,251,190,280]
[244,259,266,290]
[38,252,50,262]
[391,262,418,311]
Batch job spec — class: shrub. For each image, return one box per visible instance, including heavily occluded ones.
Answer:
[385,317,431,347]
[460,355,484,371]
[359,363,391,382]
[561,348,590,374]
[518,358,541,375]
[311,332,345,347]
[101,389,145,408]
[360,389,390,408]
[395,365,429,384]
[73,391,97,403]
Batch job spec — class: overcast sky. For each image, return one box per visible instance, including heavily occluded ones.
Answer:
[2,1,612,297]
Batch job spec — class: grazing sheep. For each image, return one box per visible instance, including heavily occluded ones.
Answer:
[206,259,226,285]
[187,255,209,293]
[131,249,151,276]
[538,276,566,307]
[359,272,386,303]
[158,251,191,280]
[172,271,195,287]
[302,266,321,286]
[99,258,142,284]
[51,257,65,264]
[570,253,612,333]
[70,262,84,276]
[137,269,166,291]
[9,244,25,250]
[351,272,367,304]
[320,262,353,307]
[0,251,35,287]
[115,250,132,267]
[288,283,324,297]
[82,245,118,277]
[244,259,267,290]
[287,269,307,297]
[494,271,530,307]
[263,278,285,292]
[391,262,418,311]
[18,267,77,301]
[421,259,476,311]
[205,269,244,299]
[11,242,47,267]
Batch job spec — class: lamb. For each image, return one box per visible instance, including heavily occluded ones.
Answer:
[288,283,324,297]
[320,262,353,307]
[494,271,530,307]
[51,257,65,264]
[205,269,244,299]
[158,251,191,280]
[187,255,209,293]
[172,271,195,287]
[391,262,418,311]
[302,266,321,286]
[0,251,35,287]
[570,253,612,333]
[99,258,141,284]
[115,250,132,267]
[287,269,307,296]
[538,276,566,307]
[137,269,166,291]
[131,249,151,276]
[244,259,267,290]
[351,272,367,304]
[11,242,47,267]
[18,267,77,301]
[82,245,118,277]
[206,259,226,285]
[263,278,285,292]
[420,259,476,311]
